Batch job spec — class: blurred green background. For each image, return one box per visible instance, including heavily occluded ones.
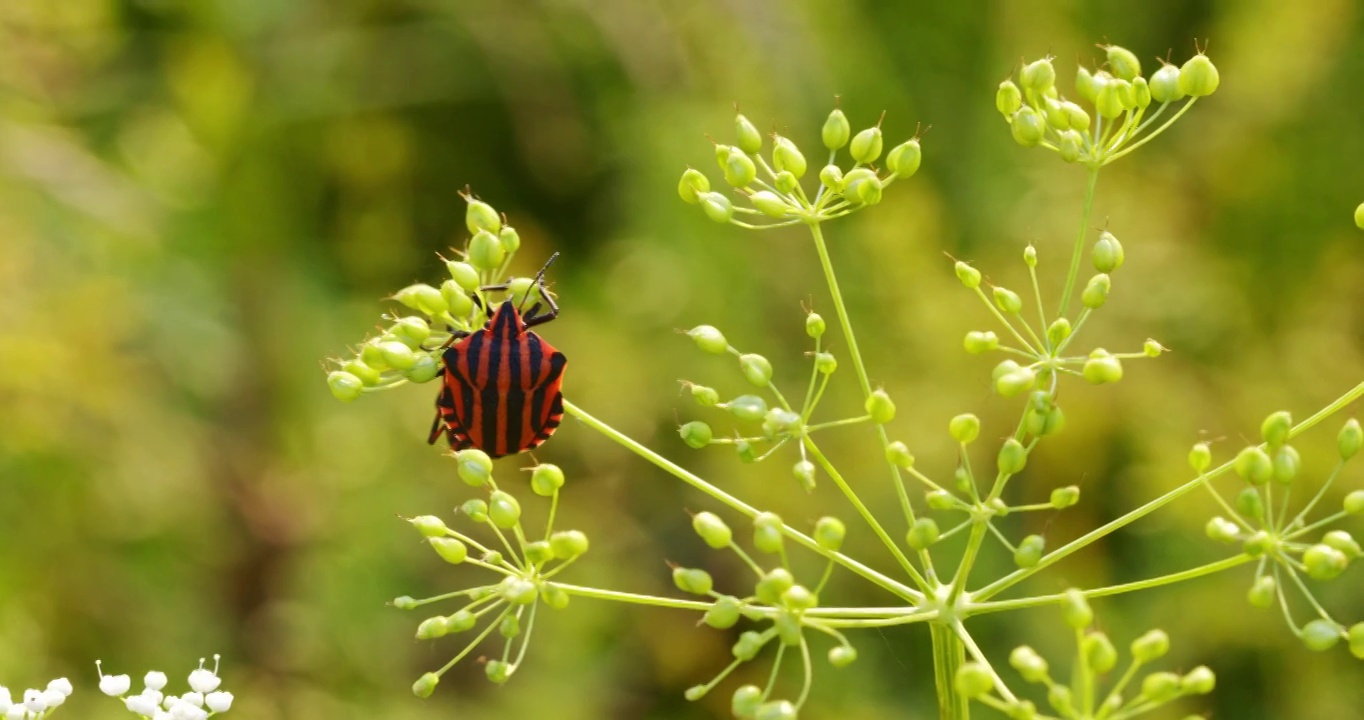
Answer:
[2,0,1363,718]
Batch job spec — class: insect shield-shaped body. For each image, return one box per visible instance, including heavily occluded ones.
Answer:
[429,257,566,458]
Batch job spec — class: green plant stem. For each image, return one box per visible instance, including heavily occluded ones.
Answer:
[969,554,1253,614]
[563,399,924,602]
[808,221,936,582]
[1056,167,1100,318]
[932,624,971,720]
[974,381,1364,601]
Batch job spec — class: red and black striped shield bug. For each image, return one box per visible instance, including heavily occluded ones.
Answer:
[428,253,566,458]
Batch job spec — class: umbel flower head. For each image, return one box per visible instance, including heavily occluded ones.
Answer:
[97,657,234,719]
[0,677,73,719]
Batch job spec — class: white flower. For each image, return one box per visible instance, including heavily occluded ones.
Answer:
[187,657,221,694]
[0,685,10,713]
[145,671,168,691]
[154,711,173,720]
[97,661,133,697]
[40,689,65,708]
[127,691,161,716]
[22,689,45,713]
[205,691,233,713]
[162,694,179,709]
[4,705,25,720]
[45,678,73,698]
[171,700,208,720]
[180,692,203,708]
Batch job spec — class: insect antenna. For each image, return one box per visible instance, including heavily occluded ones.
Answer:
[518,252,561,315]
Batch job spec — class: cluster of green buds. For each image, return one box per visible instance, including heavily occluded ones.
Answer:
[675,508,858,719]
[678,102,922,228]
[395,454,590,696]
[1198,412,1364,656]
[326,191,547,402]
[957,591,1213,719]
[896,408,1081,563]
[997,43,1219,166]
[677,311,895,491]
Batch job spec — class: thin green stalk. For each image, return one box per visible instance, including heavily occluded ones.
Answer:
[932,624,971,720]
[563,399,924,602]
[552,583,716,611]
[969,554,1253,614]
[1056,167,1100,317]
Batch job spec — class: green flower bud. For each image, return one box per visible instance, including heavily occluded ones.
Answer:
[1010,107,1046,147]
[1247,575,1277,608]
[749,190,790,218]
[775,170,798,194]
[328,371,363,401]
[550,529,589,559]
[444,259,480,291]
[814,352,838,375]
[1043,99,1068,131]
[715,143,733,166]
[379,340,417,371]
[773,136,807,178]
[1095,79,1125,119]
[997,80,1023,117]
[1112,78,1136,109]
[755,700,797,720]
[1140,672,1181,702]
[926,490,956,510]
[886,441,915,468]
[499,612,521,639]
[392,315,431,347]
[1051,485,1080,509]
[724,148,757,187]
[1179,53,1219,97]
[1350,623,1364,659]
[851,174,883,205]
[1272,445,1300,485]
[1083,349,1123,384]
[955,261,982,288]
[484,659,510,684]
[1234,447,1273,485]
[683,685,707,702]
[1014,534,1045,568]
[1021,57,1056,97]
[412,672,439,698]
[740,353,773,386]
[1260,411,1292,447]
[1340,419,1362,459]
[1189,442,1212,472]
[488,490,521,529]
[997,366,1038,397]
[1026,404,1066,437]
[468,229,506,271]
[998,438,1028,475]
[755,567,795,605]
[850,126,884,164]
[1083,631,1118,673]
[493,224,519,254]
[815,516,846,551]
[1062,589,1092,629]
[887,139,922,177]
[1149,63,1184,104]
[1047,685,1074,716]
[500,576,538,605]
[679,168,710,204]
[802,313,826,340]
[782,584,817,610]
[732,685,763,718]
[1324,529,1361,557]
[430,537,467,564]
[446,608,477,632]
[465,198,501,235]
[1010,646,1049,683]
[964,330,1000,354]
[461,498,488,523]
[392,595,417,610]
[1062,102,1090,132]
[403,353,440,383]
[954,662,995,699]
[1039,321,1070,350]
[949,414,981,444]
[1304,543,1348,580]
[704,595,742,629]
[823,108,851,150]
[342,357,381,386]
[1235,487,1264,521]
[700,191,734,223]
[693,511,733,549]
[411,515,448,538]
[1090,231,1125,272]
[455,448,493,486]
[993,286,1023,314]
[1076,66,1098,103]
[906,517,940,550]
[679,421,713,449]
[1205,516,1240,543]
[1058,129,1082,163]
[524,539,553,565]
[530,463,565,497]
[735,114,763,154]
[828,645,858,668]
[1082,273,1111,308]
[683,384,718,408]
[533,583,566,610]
[866,390,896,424]
[1132,77,1152,109]
[1345,490,1364,515]
[819,164,843,190]
[687,325,729,354]
[1242,530,1273,556]
[753,512,785,554]
[727,394,767,422]
[439,280,474,319]
[1302,619,1342,651]
[1105,45,1142,81]
[1130,629,1170,663]
[673,567,714,595]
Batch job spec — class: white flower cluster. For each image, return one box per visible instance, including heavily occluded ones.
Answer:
[0,678,73,719]
[97,656,234,720]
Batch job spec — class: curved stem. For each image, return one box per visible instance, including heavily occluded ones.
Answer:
[1056,167,1100,318]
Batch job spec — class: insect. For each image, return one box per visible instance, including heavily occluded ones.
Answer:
[428,253,566,458]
